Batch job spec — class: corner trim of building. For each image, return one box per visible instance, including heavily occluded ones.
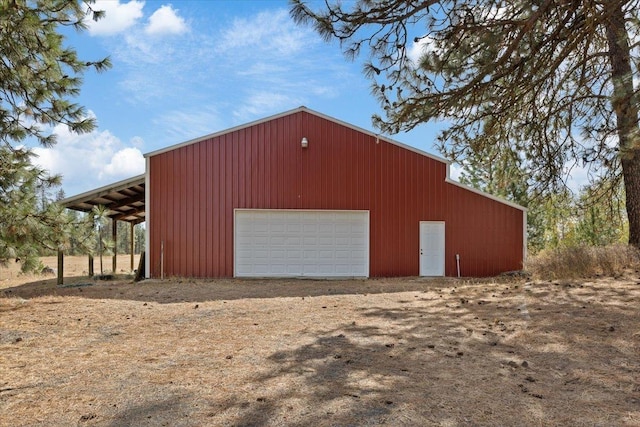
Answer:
[144,156,151,278]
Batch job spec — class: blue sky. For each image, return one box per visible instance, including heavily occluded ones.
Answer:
[30,0,450,197]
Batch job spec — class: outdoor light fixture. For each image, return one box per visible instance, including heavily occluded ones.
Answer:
[301,137,308,148]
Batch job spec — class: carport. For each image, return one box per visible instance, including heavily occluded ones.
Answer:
[58,174,145,284]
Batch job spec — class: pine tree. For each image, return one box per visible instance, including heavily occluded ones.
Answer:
[454,133,550,251]
[456,125,628,251]
[574,178,627,246]
[0,0,110,272]
[291,0,640,246]
[0,145,92,272]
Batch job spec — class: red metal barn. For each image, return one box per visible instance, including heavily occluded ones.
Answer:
[144,107,525,278]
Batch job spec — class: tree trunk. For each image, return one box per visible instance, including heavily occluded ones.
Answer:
[606,5,640,247]
[622,157,640,247]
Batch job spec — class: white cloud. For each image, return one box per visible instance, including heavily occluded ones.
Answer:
[152,107,225,142]
[233,92,303,122]
[95,6,353,133]
[111,7,343,108]
[130,136,145,148]
[218,9,313,56]
[111,20,201,103]
[31,114,145,195]
[145,4,188,35]
[564,162,591,193]
[237,62,288,77]
[103,147,145,177]
[449,163,463,181]
[407,36,436,65]
[87,0,145,36]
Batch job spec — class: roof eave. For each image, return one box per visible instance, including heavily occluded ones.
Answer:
[59,174,146,208]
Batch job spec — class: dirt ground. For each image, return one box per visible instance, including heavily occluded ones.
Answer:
[1,257,639,426]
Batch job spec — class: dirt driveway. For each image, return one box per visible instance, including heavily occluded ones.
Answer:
[1,274,639,426]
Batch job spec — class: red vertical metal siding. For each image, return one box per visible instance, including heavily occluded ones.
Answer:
[149,110,524,278]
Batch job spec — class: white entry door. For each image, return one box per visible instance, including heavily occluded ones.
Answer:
[234,209,369,278]
[419,221,445,276]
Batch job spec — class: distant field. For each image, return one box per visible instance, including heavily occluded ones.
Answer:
[0,255,141,289]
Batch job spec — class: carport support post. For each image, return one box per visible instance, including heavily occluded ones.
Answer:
[88,214,95,277]
[130,223,134,272]
[57,249,64,286]
[88,255,94,277]
[112,218,117,273]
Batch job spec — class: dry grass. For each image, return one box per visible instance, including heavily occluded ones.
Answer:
[1,257,639,426]
[525,244,640,280]
[0,254,140,289]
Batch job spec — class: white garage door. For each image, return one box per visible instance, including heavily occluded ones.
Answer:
[234,209,369,278]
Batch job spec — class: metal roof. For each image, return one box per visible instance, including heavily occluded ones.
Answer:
[59,174,146,224]
[143,106,452,166]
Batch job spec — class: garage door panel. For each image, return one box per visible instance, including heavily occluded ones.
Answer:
[318,236,334,246]
[286,249,301,258]
[269,236,286,245]
[319,224,333,233]
[286,237,301,245]
[335,224,351,233]
[335,236,351,246]
[270,223,285,233]
[236,248,253,258]
[266,262,284,272]
[254,249,269,258]
[318,250,334,259]
[253,236,268,245]
[302,248,315,257]
[235,210,369,278]
[303,237,317,245]
[287,265,302,275]
[286,223,301,232]
[303,264,318,274]
[303,223,318,232]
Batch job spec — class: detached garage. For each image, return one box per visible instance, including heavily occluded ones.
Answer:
[144,107,526,278]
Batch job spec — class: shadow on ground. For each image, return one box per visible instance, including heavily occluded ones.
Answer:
[204,280,639,425]
[0,275,507,303]
[1,275,638,425]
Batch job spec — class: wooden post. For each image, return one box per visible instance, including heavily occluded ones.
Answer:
[135,251,145,282]
[57,249,64,286]
[112,218,117,273]
[88,254,94,277]
[130,222,135,272]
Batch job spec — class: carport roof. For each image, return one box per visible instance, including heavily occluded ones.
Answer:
[59,174,145,224]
